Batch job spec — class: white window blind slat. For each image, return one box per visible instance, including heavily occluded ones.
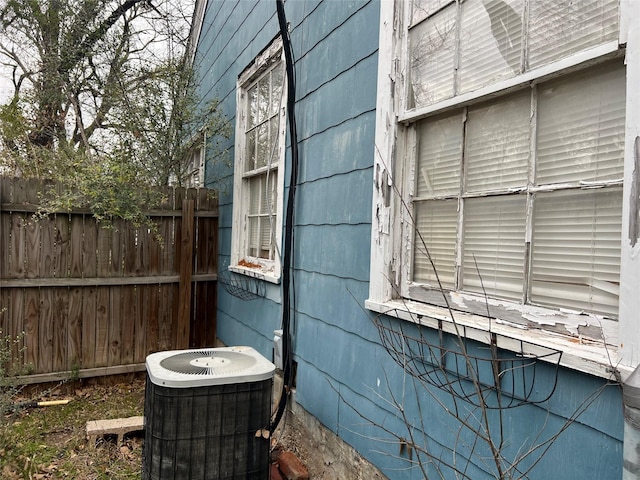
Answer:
[528,0,619,69]
[530,188,622,317]
[537,63,626,185]
[416,113,462,197]
[411,0,453,26]
[459,0,523,94]
[413,199,458,287]
[462,195,527,300]
[464,91,530,192]
[409,6,457,108]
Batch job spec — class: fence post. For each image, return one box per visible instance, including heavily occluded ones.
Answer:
[177,198,194,349]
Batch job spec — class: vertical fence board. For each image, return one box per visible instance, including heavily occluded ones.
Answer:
[121,285,135,365]
[177,199,194,349]
[95,287,110,368]
[147,285,160,354]
[52,287,68,372]
[135,285,148,363]
[23,289,39,370]
[82,287,97,368]
[68,286,82,369]
[39,289,53,373]
[10,214,26,278]
[8,288,24,373]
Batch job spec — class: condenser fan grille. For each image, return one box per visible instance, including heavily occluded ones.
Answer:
[159,349,258,376]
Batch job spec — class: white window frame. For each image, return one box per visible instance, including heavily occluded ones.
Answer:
[368,0,640,378]
[230,37,286,283]
[184,130,206,188]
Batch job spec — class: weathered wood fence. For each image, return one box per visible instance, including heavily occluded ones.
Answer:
[0,177,218,383]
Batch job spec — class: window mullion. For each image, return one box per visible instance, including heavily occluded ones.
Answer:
[521,0,530,73]
[523,84,537,304]
[453,0,462,97]
[456,106,468,290]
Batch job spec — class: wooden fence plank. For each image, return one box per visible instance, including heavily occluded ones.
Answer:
[83,216,97,277]
[23,289,39,371]
[121,285,135,365]
[135,285,148,362]
[54,214,70,278]
[68,286,82,370]
[8,287,24,373]
[70,213,85,277]
[10,214,26,278]
[95,287,110,367]
[39,289,54,373]
[39,217,55,277]
[177,199,194,349]
[147,285,160,353]
[82,287,97,369]
[53,287,68,372]
[158,284,172,351]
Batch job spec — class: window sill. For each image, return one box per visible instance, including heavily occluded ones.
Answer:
[228,265,280,284]
[365,298,631,381]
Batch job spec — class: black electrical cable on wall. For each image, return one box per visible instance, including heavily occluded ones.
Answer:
[270,0,299,434]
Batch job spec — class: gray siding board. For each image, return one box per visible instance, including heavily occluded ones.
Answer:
[298,112,376,182]
[295,224,371,281]
[296,168,373,226]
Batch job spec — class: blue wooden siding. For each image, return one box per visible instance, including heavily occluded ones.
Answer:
[192,1,624,478]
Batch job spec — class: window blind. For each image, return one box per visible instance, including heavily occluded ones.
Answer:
[530,188,622,317]
[464,91,530,193]
[459,0,523,93]
[536,63,626,185]
[416,112,462,198]
[410,6,457,108]
[528,0,619,69]
[462,194,527,300]
[413,199,458,288]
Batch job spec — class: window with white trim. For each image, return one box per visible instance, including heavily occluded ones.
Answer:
[184,131,206,188]
[231,37,286,281]
[369,0,630,363]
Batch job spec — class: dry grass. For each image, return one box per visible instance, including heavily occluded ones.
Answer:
[0,375,146,479]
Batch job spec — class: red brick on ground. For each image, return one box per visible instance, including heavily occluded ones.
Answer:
[270,463,285,480]
[278,450,310,480]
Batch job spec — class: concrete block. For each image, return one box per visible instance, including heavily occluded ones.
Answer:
[86,416,144,448]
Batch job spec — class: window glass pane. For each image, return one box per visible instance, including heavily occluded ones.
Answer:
[248,85,258,129]
[248,176,262,215]
[411,0,454,26]
[528,0,619,69]
[257,78,269,124]
[530,188,622,317]
[271,63,283,116]
[465,91,529,192]
[248,216,259,257]
[536,62,626,185]
[409,5,457,108]
[268,116,280,165]
[416,112,463,197]
[462,194,527,300]
[245,128,256,172]
[256,123,269,169]
[413,199,458,288]
[260,216,273,259]
[459,0,522,93]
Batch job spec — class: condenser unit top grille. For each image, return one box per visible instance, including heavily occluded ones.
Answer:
[146,346,275,388]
